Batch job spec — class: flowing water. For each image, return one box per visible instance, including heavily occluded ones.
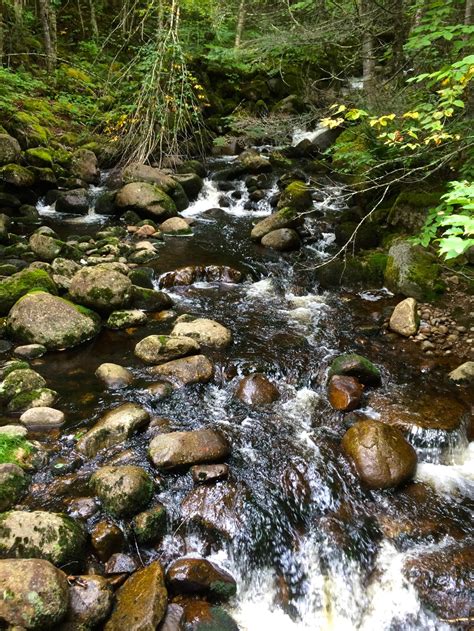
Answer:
[29,155,473,629]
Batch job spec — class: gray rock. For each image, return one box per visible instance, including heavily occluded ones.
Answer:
[171,315,232,348]
[135,335,200,364]
[250,208,298,240]
[95,363,134,389]
[106,309,147,329]
[13,344,47,359]
[91,465,153,517]
[0,463,27,511]
[149,355,214,386]
[0,368,46,402]
[389,297,419,337]
[56,189,90,214]
[149,428,230,470]
[160,217,191,234]
[448,361,474,382]
[116,182,177,219]
[70,149,99,184]
[69,265,133,312]
[261,228,301,251]
[20,406,65,429]
[0,134,21,166]
[66,575,113,627]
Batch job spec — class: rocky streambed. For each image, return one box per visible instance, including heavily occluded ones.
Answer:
[0,132,472,630]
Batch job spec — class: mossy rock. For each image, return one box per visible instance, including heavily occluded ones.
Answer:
[24,147,54,168]
[91,466,153,518]
[315,253,387,289]
[387,189,443,234]
[13,111,50,148]
[331,125,375,188]
[0,134,21,166]
[329,353,381,386]
[7,387,57,413]
[334,221,381,251]
[278,181,312,211]
[384,239,445,301]
[132,505,167,544]
[0,368,46,403]
[0,164,35,188]
[0,269,57,315]
[0,463,27,511]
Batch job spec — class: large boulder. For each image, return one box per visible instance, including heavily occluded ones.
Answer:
[261,228,300,251]
[135,335,200,364]
[171,315,232,348]
[342,420,417,489]
[0,559,69,629]
[7,292,101,350]
[0,463,28,511]
[55,188,90,214]
[237,150,272,174]
[277,181,312,211]
[121,163,189,211]
[0,134,21,166]
[29,232,63,262]
[104,561,168,631]
[70,148,99,184]
[251,208,298,241]
[150,355,214,385]
[0,164,35,187]
[77,402,149,457]
[91,465,153,517]
[69,265,133,312]
[116,182,177,219]
[0,510,87,566]
[384,240,445,301]
[166,558,237,601]
[149,428,230,470]
[0,268,57,315]
[173,172,204,200]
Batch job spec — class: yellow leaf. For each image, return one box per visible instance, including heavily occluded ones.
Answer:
[402,111,420,120]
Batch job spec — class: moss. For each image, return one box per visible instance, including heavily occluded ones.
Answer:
[0,269,57,315]
[14,111,50,146]
[0,435,32,466]
[0,164,35,187]
[0,464,27,511]
[316,252,388,289]
[279,181,312,211]
[0,368,46,402]
[1,361,30,378]
[7,388,57,412]
[328,353,381,386]
[387,189,443,234]
[331,125,375,188]
[24,147,53,168]
[132,505,167,544]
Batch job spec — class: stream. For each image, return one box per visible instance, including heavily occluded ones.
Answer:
[25,148,474,630]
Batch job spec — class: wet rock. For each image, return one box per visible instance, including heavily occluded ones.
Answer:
[171,315,232,348]
[121,164,189,211]
[91,521,125,561]
[132,504,167,544]
[261,228,301,251]
[403,543,473,621]
[0,134,21,166]
[135,335,200,365]
[0,368,46,402]
[149,428,230,471]
[178,598,239,630]
[448,361,474,383]
[342,420,417,489]
[8,387,58,412]
[0,558,69,629]
[106,309,147,329]
[328,353,381,386]
[150,355,214,386]
[389,297,419,337]
[95,363,134,389]
[166,558,236,601]
[116,182,177,219]
[69,265,132,312]
[20,406,65,429]
[104,560,168,631]
[0,268,57,315]
[238,149,272,174]
[173,172,203,199]
[131,285,173,311]
[328,375,364,412]
[160,217,192,234]
[159,265,242,288]
[7,291,101,350]
[251,208,298,241]
[0,463,27,511]
[77,402,149,457]
[158,604,185,631]
[13,343,47,359]
[180,481,247,539]
[56,188,90,214]
[146,382,174,399]
[91,465,153,517]
[104,553,139,575]
[71,149,99,184]
[235,373,280,406]
[29,232,63,261]
[191,464,229,484]
[67,497,99,521]
[66,575,112,627]
[0,510,86,566]
[0,163,35,187]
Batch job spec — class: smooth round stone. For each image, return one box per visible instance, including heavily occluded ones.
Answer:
[0,424,27,438]
[13,344,47,359]
[20,406,65,429]
[95,363,134,389]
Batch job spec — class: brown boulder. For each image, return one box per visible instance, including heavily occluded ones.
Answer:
[235,373,280,406]
[261,228,301,251]
[159,265,242,288]
[166,557,237,601]
[149,428,230,470]
[328,375,364,411]
[149,355,214,386]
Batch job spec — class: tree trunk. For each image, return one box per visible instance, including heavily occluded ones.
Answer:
[390,0,406,80]
[38,0,56,72]
[465,0,473,25]
[235,0,246,48]
[88,0,99,39]
[360,0,376,99]
[0,0,4,66]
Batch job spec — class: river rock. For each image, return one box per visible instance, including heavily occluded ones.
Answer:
[159,265,242,288]
[7,292,101,350]
[158,604,185,631]
[250,208,298,240]
[91,465,153,517]
[132,504,167,544]
[0,558,69,629]
[95,363,134,389]
[8,387,58,413]
[178,599,239,631]
[173,172,203,199]
[105,553,139,575]
[29,232,63,261]
[149,428,230,470]
[131,285,173,311]
[66,575,113,627]
[77,403,149,457]
[56,189,90,214]
[160,217,191,234]
[104,561,168,631]
[135,334,200,364]
[0,368,46,402]
[14,343,47,358]
[0,267,57,315]
[235,373,280,406]
[121,165,189,210]
[389,297,419,337]
[69,265,133,312]
[150,355,214,385]
[448,361,474,383]
[403,543,473,620]
[328,353,381,386]
[0,163,35,187]
[328,375,364,411]
[91,521,125,561]
[0,134,21,166]
[106,309,147,329]
[0,510,86,566]
[20,406,65,429]
[116,182,177,219]
[71,149,99,184]
[191,464,229,484]
[261,228,301,251]
[0,463,27,511]
[180,482,247,539]
[238,149,272,174]
[166,558,237,601]
[171,315,232,348]
[342,420,417,489]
